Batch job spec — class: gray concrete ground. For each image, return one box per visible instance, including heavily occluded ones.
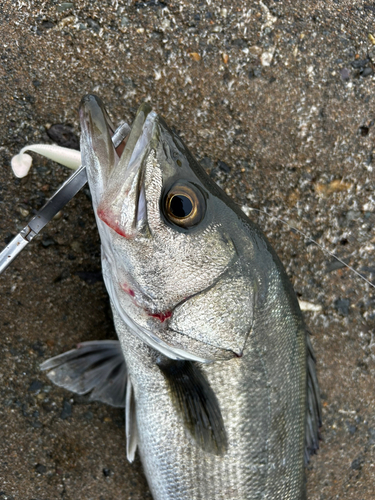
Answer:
[0,1,374,498]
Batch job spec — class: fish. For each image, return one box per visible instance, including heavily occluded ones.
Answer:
[39,95,321,499]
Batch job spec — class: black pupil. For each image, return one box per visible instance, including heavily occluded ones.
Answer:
[170,195,193,218]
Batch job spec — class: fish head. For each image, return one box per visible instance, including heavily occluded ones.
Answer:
[80,96,254,363]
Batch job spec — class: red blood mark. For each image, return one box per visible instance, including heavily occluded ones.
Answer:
[121,283,135,297]
[97,208,130,238]
[149,310,172,322]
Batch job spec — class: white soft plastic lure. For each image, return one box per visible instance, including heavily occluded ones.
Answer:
[11,143,81,177]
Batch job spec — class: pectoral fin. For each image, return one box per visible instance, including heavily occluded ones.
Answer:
[156,358,227,456]
[40,340,127,408]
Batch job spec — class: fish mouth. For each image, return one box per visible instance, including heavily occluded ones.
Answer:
[80,95,157,238]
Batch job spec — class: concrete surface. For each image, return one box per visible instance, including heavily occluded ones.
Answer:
[0,0,374,498]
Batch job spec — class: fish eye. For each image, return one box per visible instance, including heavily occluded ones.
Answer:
[164,182,205,228]
[169,194,193,218]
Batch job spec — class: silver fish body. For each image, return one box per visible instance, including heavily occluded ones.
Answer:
[42,96,321,500]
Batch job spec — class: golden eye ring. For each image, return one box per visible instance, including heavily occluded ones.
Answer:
[164,182,205,228]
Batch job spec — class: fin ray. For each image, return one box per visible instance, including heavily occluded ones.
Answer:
[157,358,227,456]
[304,332,322,464]
[40,340,127,408]
[126,377,138,462]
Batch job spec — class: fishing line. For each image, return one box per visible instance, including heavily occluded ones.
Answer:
[247,207,375,290]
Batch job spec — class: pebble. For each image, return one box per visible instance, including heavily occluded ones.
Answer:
[217,160,231,173]
[17,206,29,217]
[358,126,369,137]
[298,300,322,312]
[360,266,375,275]
[334,298,351,316]
[248,46,262,57]
[200,157,213,171]
[188,52,201,61]
[34,464,47,474]
[351,59,370,69]
[340,68,350,81]
[60,400,72,419]
[351,456,363,470]
[346,210,361,221]
[47,124,79,150]
[346,422,357,435]
[28,380,43,393]
[361,67,373,77]
[248,68,262,79]
[368,428,375,445]
[57,3,74,12]
[315,180,352,196]
[41,236,56,248]
[84,410,93,420]
[261,50,274,67]
[326,259,347,273]
[70,240,82,253]
[86,18,100,34]
[31,342,45,357]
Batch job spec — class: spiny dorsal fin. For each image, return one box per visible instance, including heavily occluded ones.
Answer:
[156,357,227,456]
[304,332,322,464]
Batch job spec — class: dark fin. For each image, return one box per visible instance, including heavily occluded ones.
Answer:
[304,332,322,464]
[156,357,227,455]
[40,340,127,408]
